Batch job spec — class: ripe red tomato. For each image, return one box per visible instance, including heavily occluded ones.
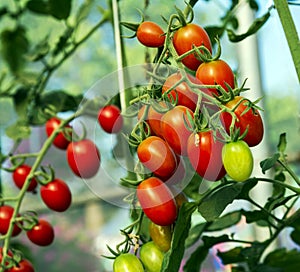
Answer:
[137,136,177,180]
[220,96,264,147]
[163,157,186,185]
[26,219,54,246]
[137,177,177,226]
[98,105,123,134]
[0,205,22,236]
[173,23,212,71]
[66,139,100,178]
[195,59,235,96]
[162,72,198,111]
[7,259,35,272]
[45,117,71,150]
[12,165,38,192]
[136,21,165,48]
[147,102,169,138]
[40,179,72,212]
[187,131,226,181]
[161,105,193,156]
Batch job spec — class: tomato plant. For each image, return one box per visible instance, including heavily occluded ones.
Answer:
[195,59,235,96]
[149,222,172,252]
[12,165,38,192]
[7,259,35,272]
[136,21,165,48]
[66,139,101,178]
[222,140,253,182]
[161,105,193,156]
[98,105,123,134]
[137,136,177,180]
[147,102,169,138]
[40,179,72,212]
[45,117,71,150]
[0,205,22,237]
[221,96,264,147]
[113,253,144,272]
[26,219,55,247]
[140,241,164,272]
[173,23,212,71]
[187,130,226,181]
[137,177,177,226]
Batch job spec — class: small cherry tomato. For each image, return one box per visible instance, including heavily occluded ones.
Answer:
[40,179,72,212]
[136,21,165,48]
[222,140,253,182]
[147,102,169,138]
[0,205,22,236]
[45,117,71,150]
[113,253,144,272]
[137,177,177,226]
[98,105,123,134]
[66,139,101,178]
[12,165,38,192]
[26,219,54,246]
[7,259,35,272]
[173,23,212,71]
[149,222,172,252]
[140,241,164,272]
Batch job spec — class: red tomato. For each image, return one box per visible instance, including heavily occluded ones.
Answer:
[0,205,22,236]
[12,165,38,192]
[137,136,177,180]
[137,177,177,226]
[196,59,235,96]
[187,131,226,181]
[40,179,72,212]
[147,102,169,138]
[136,21,165,47]
[98,105,123,134]
[26,219,54,246]
[173,23,212,71]
[163,156,186,186]
[66,139,101,178]
[161,105,193,156]
[220,96,264,147]
[45,117,71,150]
[162,72,198,111]
[7,259,35,272]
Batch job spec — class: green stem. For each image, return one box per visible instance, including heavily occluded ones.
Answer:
[273,0,300,83]
[277,159,300,186]
[257,177,300,194]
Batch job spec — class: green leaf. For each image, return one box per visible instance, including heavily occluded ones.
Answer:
[161,202,197,272]
[26,0,49,15]
[290,229,300,246]
[1,26,29,73]
[6,120,31,140]
[277,133,287,153]
[183,245,209,272]
[26,36,50,61]
[254,264,283,272]
[248,0,259,11]
[183,171,203,201]
[198,183,244,221]
[207,211,242,231]
[241,242,266,269]
[264,248,300,272]
[185,222,207,248]
[242,210,268,224]
[0,97,17,127]
[260,153,280,174]
[217,247,245,265]
[49,0,72,20]
[236,178,258,200]
[227,11,270,42]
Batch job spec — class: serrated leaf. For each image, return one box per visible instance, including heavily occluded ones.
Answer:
[260,153,280,174]
[49,0,72,20]
[277,133,287,153]
[198,183,244,221]
[161,202,197,272]
[6,120,31,140]
[217,247,245,265]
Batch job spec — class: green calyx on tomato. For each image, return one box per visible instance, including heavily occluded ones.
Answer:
[222,140,253,182]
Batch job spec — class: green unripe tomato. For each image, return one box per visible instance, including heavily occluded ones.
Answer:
[222,140,253,182]
[113,253,144,272]
[140,241,164,272]
[149,222,172,252]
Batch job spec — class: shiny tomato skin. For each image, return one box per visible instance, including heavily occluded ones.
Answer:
[162,73,198,111]
[187,131,226,181]
[195,59,235,96]
[113,253,144,272]
[26,219,54,247]
[12,165,38,192]
[149,222,172,252]
[173,23,212,71]
[45,117,71,150]
[40,179,72,212]
[137,21,165,48]
[147,102,168,138]
[137,177,177,226]
[0,205,22,236]
[222,140,253,182]
[98,105,123,134]
[221,96,264,147]
[140,241,164,272]
[161,105,193,156]
[66,139,100,178]
[7,259,35,272]
[137,136,177,180]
